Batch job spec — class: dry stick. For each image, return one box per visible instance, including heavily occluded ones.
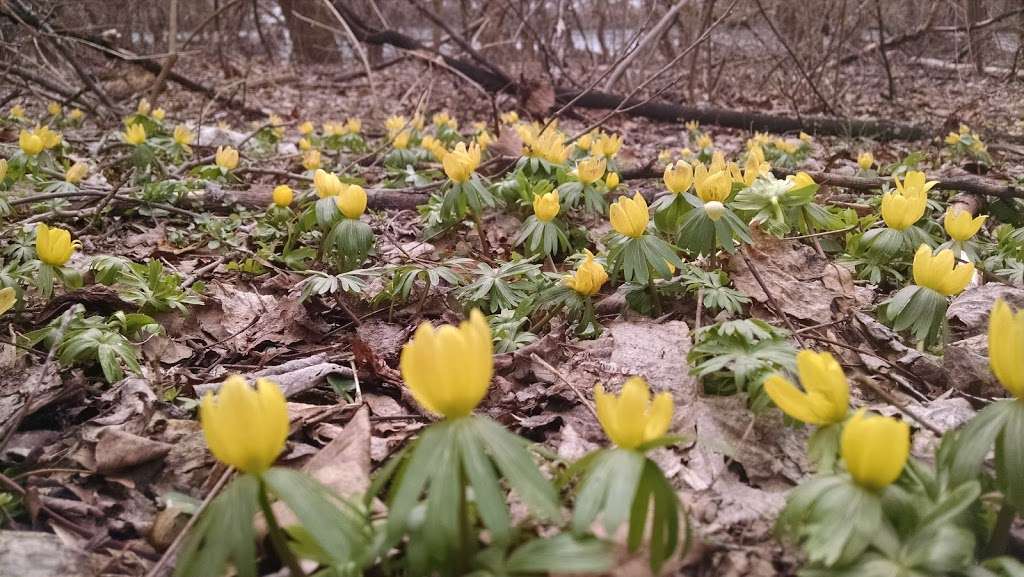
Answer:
[142,468,233,577]
[874,0,896,101]
[529,354,598,421]
[739,253,804,346]
[752,0,836,116]
[181,256,227,289]
[321,0,378,98]
[83,168,134,232]
[9,191,199,218]
[603,0,688,91]
[149,0,180,102]
[408,0,513,87]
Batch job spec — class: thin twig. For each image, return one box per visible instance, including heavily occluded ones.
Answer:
[529,353,598,421]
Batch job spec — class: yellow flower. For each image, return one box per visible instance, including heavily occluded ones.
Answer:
[944,209,986,242]
[399,309,493,419]
[314,169,344,198]
[36,126,61,149]
[575,156,606,185]
[9,105,24,119]
[799,131,813,143]
[47,101,62,116]
[0,158,6,181]
[302,149,322,171]
[393,131,411,150]
[945,132,961,145]
[694,168,731,203]
[272,185,293,207]
[68,108,84,121]
[476,130,493,149]
[533,190,560,221]
[152,108,166,121]
[704,200,726,221]
[788,171,816,190]
[595,377,673,449]
[411,114,425,131]
[684,120,700,132]
[19,130,43,156]
[65,162,88,184]
[989,299,1024,398]
[912,245,974,296]
[894,171,938,198]
[576,132,594,151]
[840,409,909,491]
[663,161,693,194]
[609,193,649,238]
[123,123,147,146]
[215,146,239,170]
[298,121,314,135]
[442,142,479,183]
[880,179,929,231]
[696,134,713,150]
[344,117,361,134]
[35,223,79,266]
[173,125,194,147]
[421,135,447,161]
[336,184,367,219]
[298,137,312,151]
[199,376,288,474]
[385,115,407,137]
[268,114,285,137]
[533,130,569,165]
[592,133,622,158]
[563,249,607,296]
[323,121,341,137]
[137,98,151,115]
[857,151,874,171]
[500,111,519,124]
[432,111,457,130]
[764,350,848,426]
[0,286,14,316]
[605,172,620,190]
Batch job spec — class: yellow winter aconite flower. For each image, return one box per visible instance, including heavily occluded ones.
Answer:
[137,98,151,115]
[215,146,239,170]
[393,131,411,150]
[47,101,62,116]
[173,125,194,147]
[19,130,43,156]
[314,169,344,198]
[532,190,560,221]
[944,208,986,242]
[789,171,816,190]
[298,121,314,135]
[336,184,367,219]
[298,137,312,151]
[576,132,594,151]
[68,108,84,121]
[894,170,938,198]
[609,192,649,238]
[200,376,288,474]
[9,104,24,119]
[420,135,447,161]
[694,169,731,203]
[764,350,849,426]
[302,149,322,171]
[37,126,61,149]
[840,409,910,491]
[272,185,293,207]
[152,108,166,121]
[65,162,88,184]
[0,287,14,316]
[595,377,673,449]
[989,299,1024,398]
[663,161,693,193]
[880,175,930,230]
[592,133,622,158]
[385,115,407,137]
[696,134,713,150]
[400,309,493,419]
[475,130,493,149]
[799,131,813,143]
[432,111,457,130]
[575,156,606,185]
[857,151,874,170]
[35,223,79,266]
[500,111,519,125]
[563,249,608,296]
[912,245,974,296]
[442,142,480,183]
[411,113,425,131]
[123,123,147,146]
[344,117,361,134]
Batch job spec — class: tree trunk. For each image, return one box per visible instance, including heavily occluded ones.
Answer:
[278,0,340,63]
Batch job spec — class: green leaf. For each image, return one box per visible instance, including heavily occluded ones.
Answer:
[175,474,260,577]
[997,401,1024,510]
[386,420,453,542]
[455,420,511,545]
[472,416,560,521]
[504,534,613,574]
[947,400,1015,485]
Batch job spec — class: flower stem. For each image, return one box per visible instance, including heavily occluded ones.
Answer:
[257,479,307,577]
[471,209,490,257]
[647,277,662,315]
[988,502,1016,557]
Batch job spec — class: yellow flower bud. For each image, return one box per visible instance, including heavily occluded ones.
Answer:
[576,132,594,151]
[215,146,239,170]
[609,192,649,238]
[420,135,447,161]
[9,105,24,119]
[442,142,479,183]
[65,162,89,184]
[945,133,961,145]
[563,249,608,296]
[532,190,560,221]
[432,111,457,129]
[840,409,909,491]
[0,286,14,316]
[893,170,937,197]
[47,101,62,116]
[912,245,974,296]
[799,131,812,143]
[173,125,194,147]
[944,208,986,242]
[272,185,293,207]
[989,299,1024,398]
[393,131,411,150]
[0,158,7,181]
[152,107,166,121]
[605,172,620,190]
[314,169,344,198]
[298,121,314,135]
[704,200,726,221]
[200,376,288,474]
[880,174,932,230]
[38,126,61,149]
[663,161,693,194]
[344,117,361,134]
[575,156,606,185]
[764,350,848,426]
[385,115,406,137]
[399,309,493,419]
[68,108,84,121]
[857,151,874,171]
[123,123,147,146]
[19,130,43,156]
[592,133,622,158]
[595,377,673,449]
[298,137,312,151]
[694,169,731,203]
[696,134,713,150]
[302,149,322,171]
[500,111,519,125]
[336,184,367,219]
[137,98,151,115]
[35,223,79,266]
